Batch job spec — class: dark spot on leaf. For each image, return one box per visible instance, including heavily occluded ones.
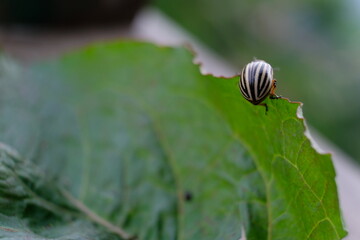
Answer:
[184,191,193,202]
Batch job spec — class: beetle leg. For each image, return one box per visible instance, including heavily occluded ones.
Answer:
[258,103,268,113]
[269,79,282,99]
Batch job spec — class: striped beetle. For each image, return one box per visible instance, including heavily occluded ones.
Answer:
[239,60,280,111]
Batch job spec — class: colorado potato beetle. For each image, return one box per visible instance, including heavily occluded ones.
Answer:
[239,60,281,111]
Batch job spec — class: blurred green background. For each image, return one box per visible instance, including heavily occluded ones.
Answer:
[0,0,359,162]
[152,0,360,162]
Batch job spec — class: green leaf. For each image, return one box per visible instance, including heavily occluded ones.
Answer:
[0,42,346,239]
[0,142,118,240]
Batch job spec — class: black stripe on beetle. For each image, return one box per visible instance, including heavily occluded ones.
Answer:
[239,60,281,111]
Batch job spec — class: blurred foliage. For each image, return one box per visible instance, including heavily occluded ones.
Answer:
[153,0,360,162]
[0,0,146,26]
